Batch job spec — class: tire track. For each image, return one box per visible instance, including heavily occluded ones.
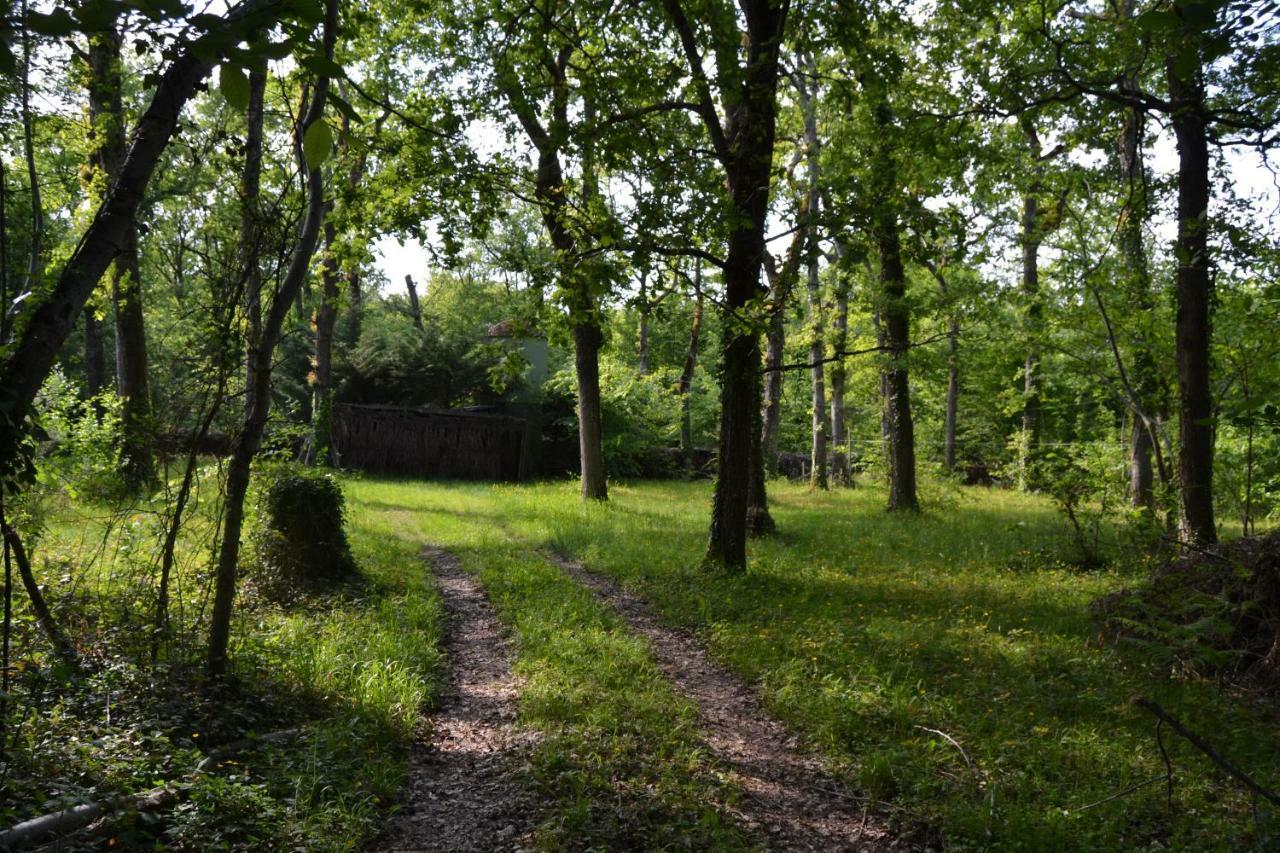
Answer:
[377,547,540,852]
[549,553,907,852]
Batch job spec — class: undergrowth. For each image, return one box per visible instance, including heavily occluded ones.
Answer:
[0,468,443,851]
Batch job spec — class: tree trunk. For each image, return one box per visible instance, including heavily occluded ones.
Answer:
[208,0,335,677]
[745,367,774,535]
[1166,29,1217,547]
[241,69,266,404]
[87,20,153,490]
[761,306,785,476]
[944,314,960,473]
[310,217,339,465]
[83,311,106,398]
[404,274,423,330]
[1116,21,1156,511]
[0,0,288,479]
[796,60,827,490]
[111,229,153,488]
[574,319,608,500]
[871,98,917,512]
[637,271,651,375]
[829,270,851,485]
[1018,164,1043,491]
[1016,118,1052,493]
[878,221,918,512]
[806,239,828,490]
[678,268,703,466]
[657,0,787,571]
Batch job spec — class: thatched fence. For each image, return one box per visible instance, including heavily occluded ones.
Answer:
[333,404,530,481]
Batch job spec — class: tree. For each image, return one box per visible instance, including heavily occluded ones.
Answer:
[208,0,338,676]
[0,0,292,489]
[656,0,791,570]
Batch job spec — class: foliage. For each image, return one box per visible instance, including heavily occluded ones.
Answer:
[252,462,357,596]
[31,368,126,504]
[1091,531,1280,681]
[0,474,442,850]
[1036,441,1128,569]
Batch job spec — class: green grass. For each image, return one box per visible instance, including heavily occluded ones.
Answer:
[345,477,1280,851]
[343,477,750,850]
[13,473,1279,850]
[2,471,444,851]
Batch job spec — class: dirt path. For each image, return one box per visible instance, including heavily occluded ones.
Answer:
[550,554,904,852]
[377,548,540,852]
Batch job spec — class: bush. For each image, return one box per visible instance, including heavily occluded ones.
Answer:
[1090,531,1280,682]
[253,464,357,595]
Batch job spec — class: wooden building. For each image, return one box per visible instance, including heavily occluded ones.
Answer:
[333,404,532,481]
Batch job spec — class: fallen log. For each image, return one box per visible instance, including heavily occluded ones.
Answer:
[0,787,180,851]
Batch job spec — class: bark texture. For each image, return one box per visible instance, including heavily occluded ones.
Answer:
[1166,27,1217,547]
[88,21,153,487]
[871,98,917,512]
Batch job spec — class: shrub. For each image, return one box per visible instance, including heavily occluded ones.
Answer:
[253,464,357,595]
[1091,531,1280,681]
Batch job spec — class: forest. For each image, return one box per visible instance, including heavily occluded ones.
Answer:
[0,0,1278,848]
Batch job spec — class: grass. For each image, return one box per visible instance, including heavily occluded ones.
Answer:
[343,478,750,850]
[10,472,1279,849]
[1,468,444,851]
[344,476,1280,851]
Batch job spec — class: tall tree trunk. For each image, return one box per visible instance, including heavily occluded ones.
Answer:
[1018,125,1044,493]
[310,217,339,465]
[878,223,918,511]
[403,274,423,330]
[1166,24,1216,547]
[501,75,607,501]
[678,266,703,466]
[658,0,787,571]
[798,68,827,491]
[112,230,153,488]
[87,20,153,490]
[760,193,811,478]
[19,0,41,298]
[944,314,960,473]
[829,269,851,485]
[805,238,828,490]
[0,0,289,480]
[1116,14,1156,511]
[926,261,961,474]
[871,98,917,512]
[208,0,335,677]
[241,70,266,403]
[574,96,608,501]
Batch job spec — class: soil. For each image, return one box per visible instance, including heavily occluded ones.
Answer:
[375,548,542,852]
[549,553,914,852]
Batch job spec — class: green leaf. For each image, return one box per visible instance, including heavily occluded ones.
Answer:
[219,64,250,112]
[301,54,344,78]
[1136,9,1177,33]
[26,9,77,36]
[303,119,334,169]
[328,90,362,125]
